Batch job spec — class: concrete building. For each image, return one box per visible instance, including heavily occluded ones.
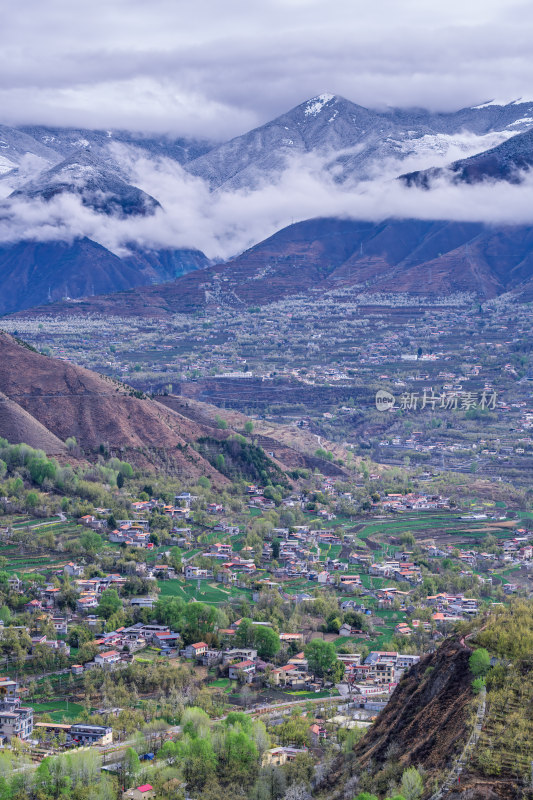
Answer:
[0,678,33,741]
[68,723,113,745]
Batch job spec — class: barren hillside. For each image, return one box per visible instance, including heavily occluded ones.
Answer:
[0,332,227,481]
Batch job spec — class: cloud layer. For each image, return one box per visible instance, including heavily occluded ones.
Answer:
[2,0,533,137]
[2,148,533,261]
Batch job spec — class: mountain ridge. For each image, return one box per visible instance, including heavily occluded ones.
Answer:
[0,330,229,481]
[0,238,210,316]
[401,126,533,188]
[2,94,533,313]
[184,93,533,189]
[13,215,533,319]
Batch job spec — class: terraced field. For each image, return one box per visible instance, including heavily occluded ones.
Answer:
[157,579,252,604]
[356,512,516,547]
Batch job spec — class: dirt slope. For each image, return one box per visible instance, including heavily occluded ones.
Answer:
[0,332,227,481]
[323,639,474,800]
[158,395,351,476]
[0,392,66,455]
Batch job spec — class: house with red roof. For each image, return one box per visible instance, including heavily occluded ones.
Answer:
[309,723,327,746]
[184,642,208,659]
[228,660,256,682]
[122,785,155,800]
[95,650,121,666]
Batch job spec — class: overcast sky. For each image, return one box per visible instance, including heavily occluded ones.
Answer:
[2,0,533,138]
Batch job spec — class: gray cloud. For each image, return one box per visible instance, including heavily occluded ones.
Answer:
[1,0,533,137]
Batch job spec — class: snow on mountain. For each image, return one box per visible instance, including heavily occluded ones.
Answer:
[184,95,533,189]
[0,156,16,177]
[401,127,533,188]
[472,97,533,109]
[2,93,533,314]
[18,125,212,164]
[0,124,63,196]
[304,93,336,116]
[9,149,160,217]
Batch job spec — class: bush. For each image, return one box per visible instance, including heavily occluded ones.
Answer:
[469,648,490,678]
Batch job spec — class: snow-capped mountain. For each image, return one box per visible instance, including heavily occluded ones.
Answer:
[0,123,211,197]
[3,94,533,202]
[183,94,533,189]
[401,126,533,187]
[2,93,533,314]
[9,149,160,217]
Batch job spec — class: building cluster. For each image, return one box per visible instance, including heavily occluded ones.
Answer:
[338,650,420,694]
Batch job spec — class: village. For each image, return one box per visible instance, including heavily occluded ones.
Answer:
[0,469,529,758]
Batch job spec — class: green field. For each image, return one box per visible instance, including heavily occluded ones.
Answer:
[157,579,251,604]
[354,512,515,546]
[209,678,233,690]
[284,688,340,699]
[31,700,85,723]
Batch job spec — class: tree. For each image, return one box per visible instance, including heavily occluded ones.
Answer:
[123,747,140,788]
[284,786,311,800]
[401,768,423,800]
[277,716,310,747]
[285,752,314,787]
[116,472,124,489]
[244,421,254,435]
[254,626,281,660]
[469,648,490,678]
[304,639,338,679]
[80,530,103,554]
[169,547,182,571]
[78,641,99,664]
[97,588,121,619]
[158,739,179,764]
[26,491,39,509]
[178,736,217,790]
[331,659,345,682]
[217,725,259,786]
[182,602,216,644]
[235,618,255,648]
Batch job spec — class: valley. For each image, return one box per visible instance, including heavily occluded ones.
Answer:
[0,85,532,800]
[6,282,531,489]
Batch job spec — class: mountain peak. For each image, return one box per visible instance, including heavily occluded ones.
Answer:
[302,93,337,116]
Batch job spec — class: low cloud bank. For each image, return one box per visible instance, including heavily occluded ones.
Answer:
[1,148,533,261]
